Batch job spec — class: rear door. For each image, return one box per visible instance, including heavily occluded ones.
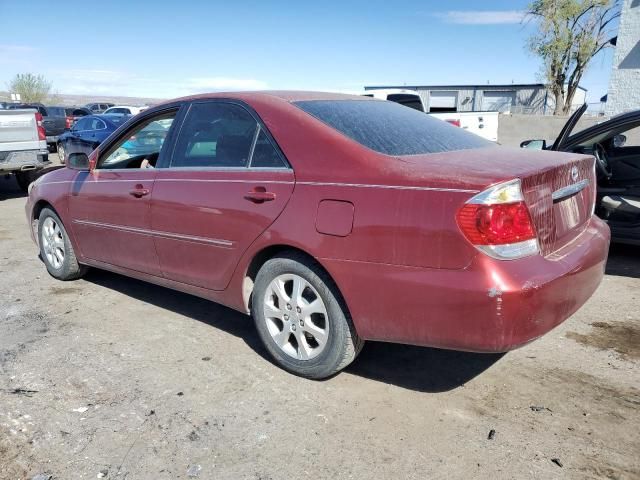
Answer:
[78,117,108,155]
[151,100,294,290]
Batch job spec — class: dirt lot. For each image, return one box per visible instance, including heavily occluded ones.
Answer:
[0,171,639,480]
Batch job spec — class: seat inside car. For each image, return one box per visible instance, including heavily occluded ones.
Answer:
[601,195,640,220]
[216,134,250,166]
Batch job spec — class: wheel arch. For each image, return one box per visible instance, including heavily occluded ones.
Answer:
[242,245,354,327]
[32,199,57,221]
[30,200,58,245]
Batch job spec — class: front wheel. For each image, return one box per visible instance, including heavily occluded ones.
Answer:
[57,142,66,164]
[252,252,364,379]
[15,171,37,192]
[38,208,88,280]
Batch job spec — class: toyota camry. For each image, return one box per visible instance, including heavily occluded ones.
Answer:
[25,92,610,379]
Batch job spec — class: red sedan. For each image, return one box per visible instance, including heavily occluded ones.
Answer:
[25,92,610,379]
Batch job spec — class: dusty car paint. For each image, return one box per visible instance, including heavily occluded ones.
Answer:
[26,91,610,353]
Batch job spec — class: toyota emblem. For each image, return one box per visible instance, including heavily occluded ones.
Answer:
[570,166,579,182]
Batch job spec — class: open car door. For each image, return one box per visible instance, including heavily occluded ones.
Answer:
[550,103,588,151]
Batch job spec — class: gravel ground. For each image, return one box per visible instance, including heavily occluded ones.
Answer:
[0,172,639,480]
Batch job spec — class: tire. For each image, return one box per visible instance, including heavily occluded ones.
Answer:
[57,143,65,164]
[252,252,364,379]
[15,171,36,192]
[38,207,88,281]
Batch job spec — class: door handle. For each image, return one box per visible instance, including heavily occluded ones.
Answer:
[244,188,276,203]
[129,186,150,198]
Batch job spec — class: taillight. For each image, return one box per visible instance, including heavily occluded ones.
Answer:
[446,119,461,127]
[456,179,539,260]
[35,112,46,141]
[65,116,73,129]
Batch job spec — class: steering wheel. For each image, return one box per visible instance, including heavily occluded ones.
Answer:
[593,143,612,179]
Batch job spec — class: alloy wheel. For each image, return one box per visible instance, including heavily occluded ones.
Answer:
[41,217,65,269]
[57,144,65,163]
[263,274,329,360]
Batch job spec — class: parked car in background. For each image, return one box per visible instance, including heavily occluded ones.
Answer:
[57,114,130,163]
[522,104,640,245]
[26,92,609,379]
[7,104,68,151]
[103,105,146,116]
[85,102,115,114]
[63,107,91,129]
[0,107,50,191]
[363,88,499,142]
[430,111,500,142]
[362,88,426,111]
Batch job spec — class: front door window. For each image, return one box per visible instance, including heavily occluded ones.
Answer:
[99,114,175,169]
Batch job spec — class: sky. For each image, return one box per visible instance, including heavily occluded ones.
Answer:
[0,0,618,103]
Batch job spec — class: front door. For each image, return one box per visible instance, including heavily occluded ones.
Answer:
[150,100,294,290]
[68,110,179,276]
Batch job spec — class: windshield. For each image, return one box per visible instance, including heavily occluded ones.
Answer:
[295,99,492,155]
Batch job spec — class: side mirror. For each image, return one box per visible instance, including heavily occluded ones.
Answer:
[520,139,547,150]
[67,152,90,171]
[613,134,627,148]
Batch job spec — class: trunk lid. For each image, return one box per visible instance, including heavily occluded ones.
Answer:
[396,146,596,256]
[520,155,596,255]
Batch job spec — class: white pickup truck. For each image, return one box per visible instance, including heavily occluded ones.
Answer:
[0,108,50,191]
[362,89,499,142]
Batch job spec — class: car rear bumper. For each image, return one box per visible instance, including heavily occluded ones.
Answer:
[0,149,50,173]
[322,216,610,352]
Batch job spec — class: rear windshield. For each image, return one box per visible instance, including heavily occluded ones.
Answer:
[295,99,492,155]
[47,107,66,116]
[103,115,130,126]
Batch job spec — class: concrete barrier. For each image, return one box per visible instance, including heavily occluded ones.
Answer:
[497,114,607,147]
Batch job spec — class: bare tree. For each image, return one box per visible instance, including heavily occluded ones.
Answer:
[527,0,621,115]
[7,73,52,103]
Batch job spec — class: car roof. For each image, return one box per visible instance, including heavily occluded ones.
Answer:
[157,90,373,107]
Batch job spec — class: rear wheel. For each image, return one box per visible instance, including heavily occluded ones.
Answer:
[38,208,88,280]
[252,252,364,379]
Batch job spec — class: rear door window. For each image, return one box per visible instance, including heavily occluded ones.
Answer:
[170,102,258,168]
[89,118,107,130]
[295,99,492,155]
[74,118,92,131]
[250,127,287,168]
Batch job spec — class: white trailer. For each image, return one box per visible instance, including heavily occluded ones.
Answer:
[362,88,499,142]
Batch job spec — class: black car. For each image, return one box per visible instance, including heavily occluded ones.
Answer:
[522,104,640,245]
[57,114,130,163]
[64,107,91,128]
[85,102,115,114]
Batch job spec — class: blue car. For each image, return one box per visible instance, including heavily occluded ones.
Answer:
[57,114,130,163]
